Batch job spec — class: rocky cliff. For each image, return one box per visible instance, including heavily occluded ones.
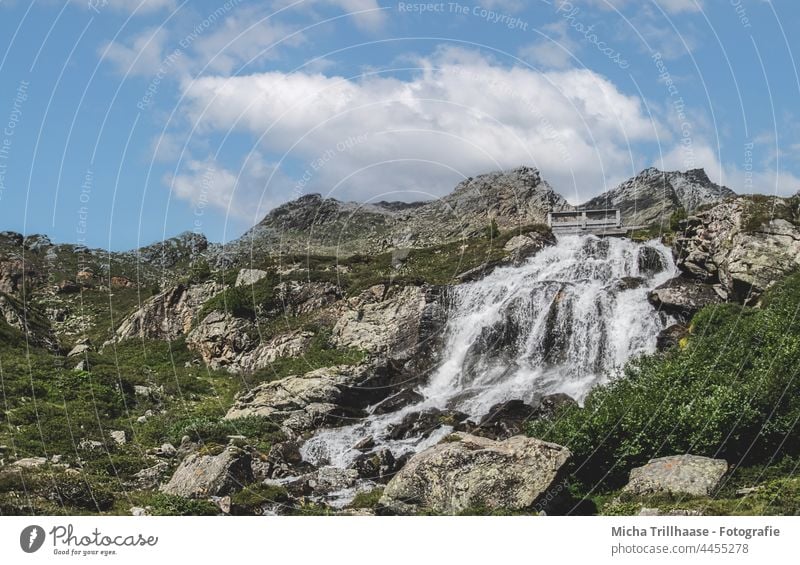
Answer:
[581,167,736,227]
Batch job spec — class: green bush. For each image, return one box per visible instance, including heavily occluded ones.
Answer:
[169,415,283,446]
[530,273,800,490]
[350,487,384,510]
[49,475,115,511]
[147,493,218,516]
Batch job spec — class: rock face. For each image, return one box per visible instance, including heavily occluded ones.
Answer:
[623,455,728,497]
[0,258,37,294]
[379,433,571,515]
[186,311,255,371]
[224,364,392,435]
[648,276,721,321]
[331,284,446,367]
[235,269,268,287]
[161,446,253,498]
[116,281,223,340]
[0,293,58,350]
[582,167,735,227]
[675,196,800,302]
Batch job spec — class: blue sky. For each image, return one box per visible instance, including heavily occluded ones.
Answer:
[0,0,797,250]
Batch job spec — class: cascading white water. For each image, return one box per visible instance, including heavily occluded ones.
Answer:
[301,235,676,473]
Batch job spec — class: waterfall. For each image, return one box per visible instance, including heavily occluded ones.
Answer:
[301,235,676,474]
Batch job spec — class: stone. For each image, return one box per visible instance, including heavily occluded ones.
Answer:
[157,443,177,458]
[262,441,306,479]
[67,343,91,357]
[380,433,571,515]
[351,449,405,483]
[78,439,103,451]
[224,364,390,435]
[352,436,375,451]
[502,231,556,267]
[109,430,126,445]
[330,284,444,361]
[8,457,47,469]
[637,245,668,277]
[623,455,728,497]
[656,324,688,351]
[648,276,721,321]
[161,446,253,498]
[387,408,469,441]
[235,268,269,287]
[131,461,169,490]
[306,466,360,496]
[370,389,425,415]
[130,506,150,516]
[185,311,255,371]
[466,396,576,440]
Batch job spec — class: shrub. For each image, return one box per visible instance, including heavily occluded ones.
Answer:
[147,493,218,516]
[350,487,384,509]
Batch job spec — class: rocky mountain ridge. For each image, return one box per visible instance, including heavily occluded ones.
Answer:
[581,167,736,228]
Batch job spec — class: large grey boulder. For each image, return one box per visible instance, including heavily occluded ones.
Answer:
[623,455,728,497]
[161,446,253,498]
[224,364,388,435]
[379,433,571,515]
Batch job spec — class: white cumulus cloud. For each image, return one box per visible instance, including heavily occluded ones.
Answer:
[175,48,662,209]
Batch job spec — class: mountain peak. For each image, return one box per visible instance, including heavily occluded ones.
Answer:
[582,167,735,227]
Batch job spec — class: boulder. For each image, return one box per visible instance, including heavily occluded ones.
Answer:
[109,430,126,445]
[648,276,721,321]
[370,389,425,415]
[637,245,668,277]
[656,324,688,351]
[623,455,728,497]
[161,446,253,498]
[8,457,48,470]
[131,461,169,490]
[224,364,391,436]
[502,231,556,266]
[351,449,406,482]
[387,408,469,441]
[235,268,269,287]
[67,343,91,357]
[185,311,255,371]
[380,433,571,515]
